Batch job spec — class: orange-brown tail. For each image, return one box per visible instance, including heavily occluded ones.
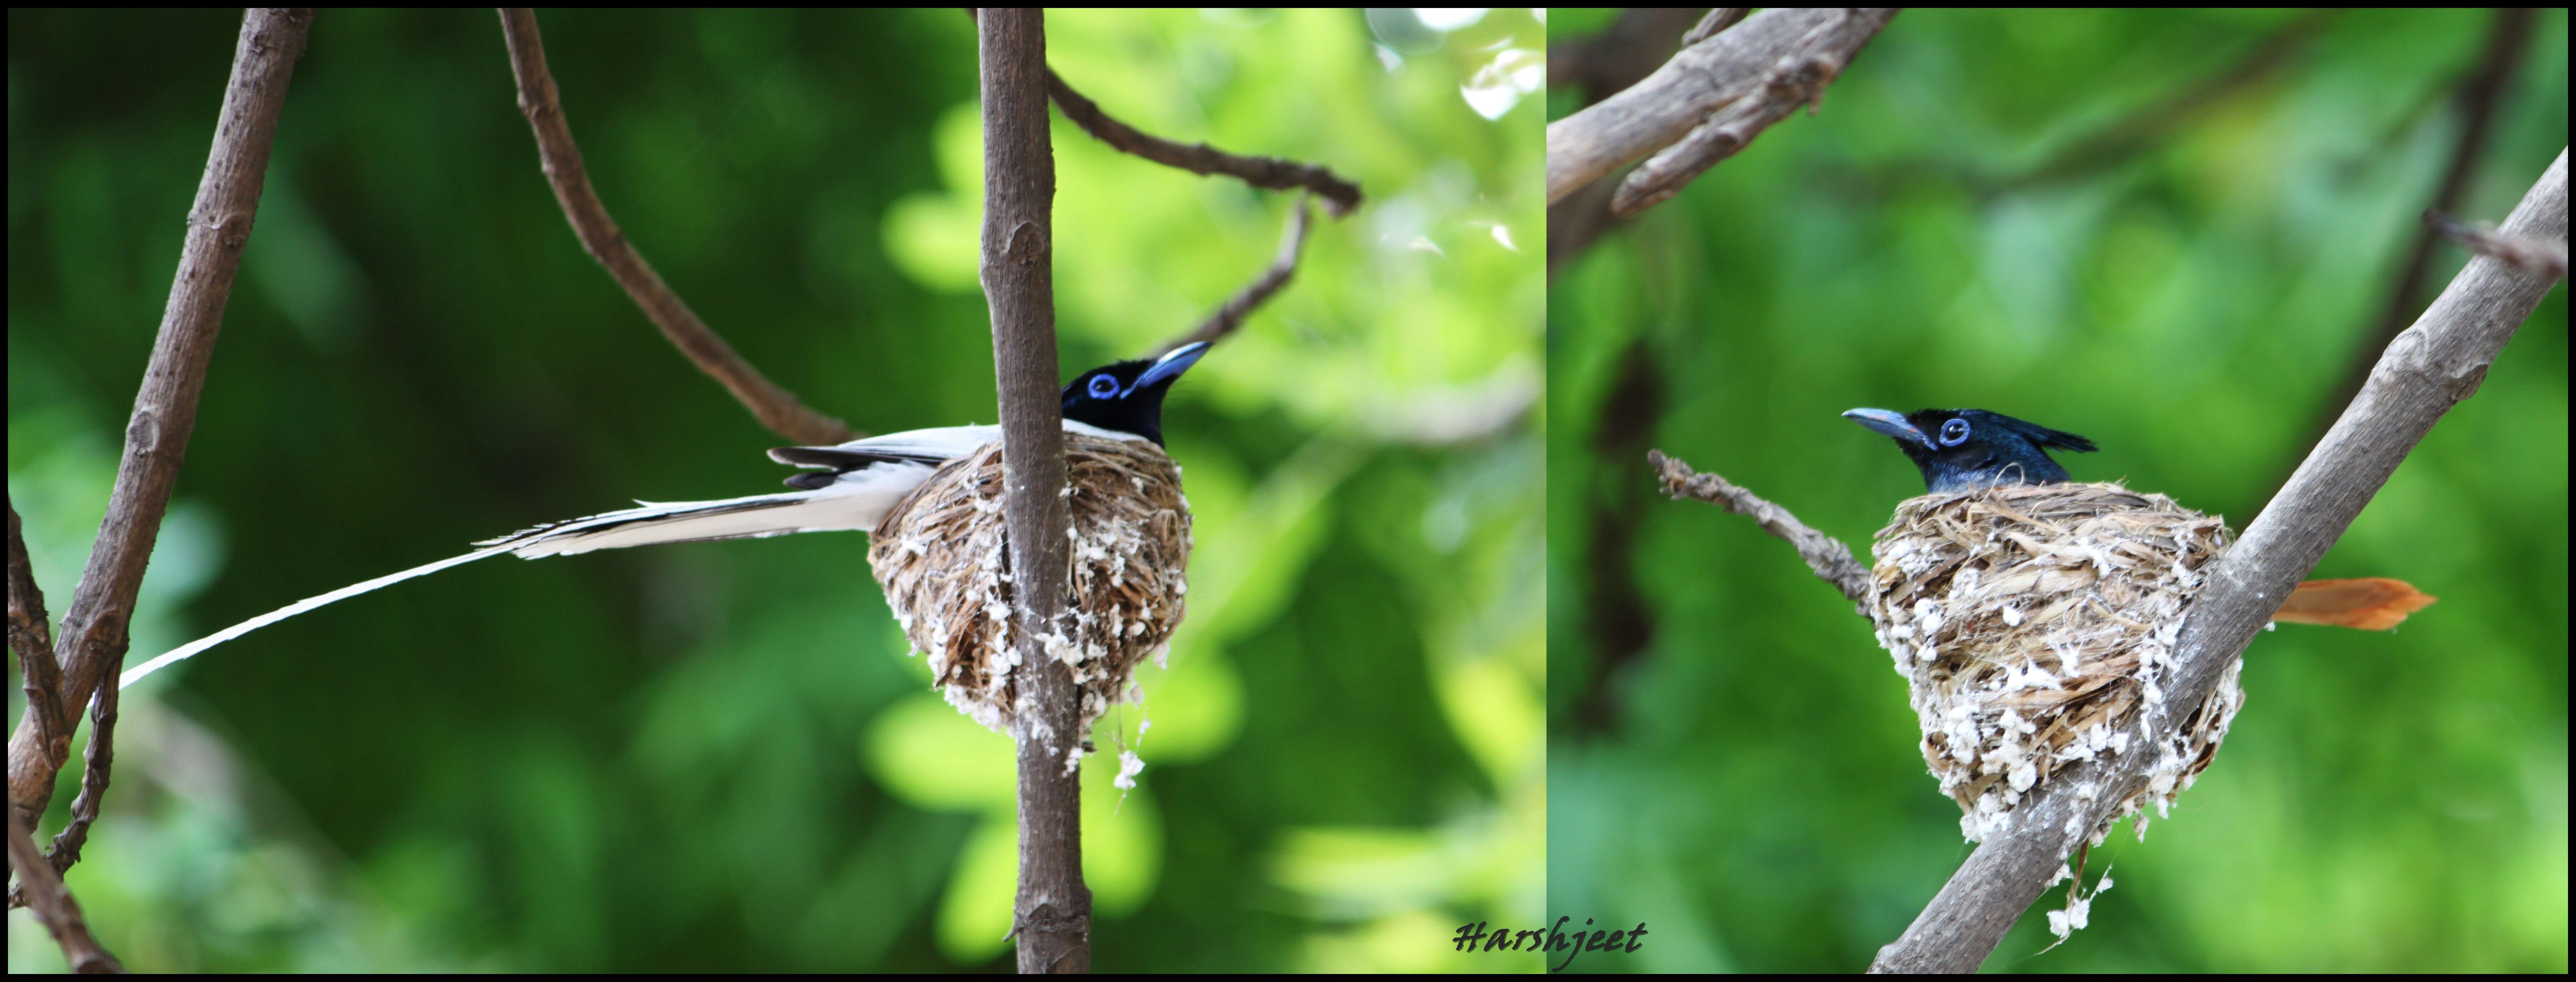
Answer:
[2273,577,2437,630]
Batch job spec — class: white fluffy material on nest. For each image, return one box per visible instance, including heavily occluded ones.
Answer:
[868,434,1192,737]
[1865,481,2242,844]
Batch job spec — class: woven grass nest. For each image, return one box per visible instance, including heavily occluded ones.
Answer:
[1865,481,2243,844]
[867,434,1191,736]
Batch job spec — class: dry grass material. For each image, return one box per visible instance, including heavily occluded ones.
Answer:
[1866,481,2243,843]
[868,434,1192,736]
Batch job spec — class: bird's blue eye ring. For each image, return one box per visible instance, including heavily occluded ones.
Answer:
[1086,374,1119,399]
[1939,418,1970,447]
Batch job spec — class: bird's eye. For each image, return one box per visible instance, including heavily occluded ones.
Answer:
[1939,418,1970,447]
[1085,374,1119,399]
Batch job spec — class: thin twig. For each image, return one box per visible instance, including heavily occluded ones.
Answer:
[1157,192,1313,355]
[1611,9,1896,216]
[2426,210,2568,278]
[46,681,117,878]
[5,7,309,869]
[1546,8,1898,206]
[1044,71,1361,217]
[963,8,1359,216]
[1872,148,2568,973]
[11,675,122,916]
[494,8,856,446]
[978,9,1092,974]
[7,500,68,798]
[8,804,120,972]
[1648,450,1873,603]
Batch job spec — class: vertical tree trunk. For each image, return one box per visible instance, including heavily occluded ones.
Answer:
[976,7,1091,974]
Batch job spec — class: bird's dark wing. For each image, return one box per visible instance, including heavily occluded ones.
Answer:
[768,425,1000,489]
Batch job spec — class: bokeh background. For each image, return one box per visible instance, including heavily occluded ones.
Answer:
[1548,7,2564,974]
[10,8,1543,972]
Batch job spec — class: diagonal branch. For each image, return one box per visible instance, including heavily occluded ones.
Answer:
[495,8,857,446]
[2426,210,2568,278]
[1546,7,1703,279]
[1610,8,1895,217]
[6,6,310,862]
[8,804,120,972]
[1546,8,1898,207]
[958,9,1358,216]
[7,500,68,790]
[977,9,1091,974]
[1872,148,2567,973]
[1648,450,1872,603]
[1157,192,1313,355]
[1044,70,1361,217]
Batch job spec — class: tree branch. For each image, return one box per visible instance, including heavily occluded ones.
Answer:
[1045,71,1361,218]
[960,8,1361,218]
[6,6,309,858]
[1647,450,1872,603]
[1610,8,1894,217]
[1546,7,1703,279]
[495,8,857,446]
[1546,8,1897,207]
[978,9,1091,974]
[1157,192,1313,355]
[1872,148,2566,973]
[8,804,120,973]
[2426,210,2568,278]
[8,500,68,792]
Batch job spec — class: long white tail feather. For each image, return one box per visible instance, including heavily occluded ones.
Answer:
[119,458,943,691]
[118,542,517,689]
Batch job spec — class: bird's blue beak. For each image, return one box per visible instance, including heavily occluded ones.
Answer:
[1843,407,1933,449]
[1134,341,1210,391]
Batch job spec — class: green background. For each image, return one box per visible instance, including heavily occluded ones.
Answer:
[9,8,1543,972]
[1548,7,2565,974]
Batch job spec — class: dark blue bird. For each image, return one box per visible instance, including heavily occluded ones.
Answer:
[1842,407,2098,494]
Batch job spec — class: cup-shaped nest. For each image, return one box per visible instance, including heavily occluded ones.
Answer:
[1866,481,2242,843]
[867,434,1192,736]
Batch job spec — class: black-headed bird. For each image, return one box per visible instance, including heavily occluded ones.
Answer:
[1840,407,2098,494]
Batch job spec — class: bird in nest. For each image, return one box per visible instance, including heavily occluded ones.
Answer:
[121,342,1210,738]
[1841,407,2433,843]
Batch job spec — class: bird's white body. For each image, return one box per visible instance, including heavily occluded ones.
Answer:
[117,419,1145,689]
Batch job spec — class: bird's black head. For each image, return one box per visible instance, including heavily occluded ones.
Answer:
[1060,341,1209,447]
[1842,407,2097,494]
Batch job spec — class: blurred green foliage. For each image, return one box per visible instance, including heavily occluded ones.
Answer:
[1548,7,2564,973]
[9,8,1542,972]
